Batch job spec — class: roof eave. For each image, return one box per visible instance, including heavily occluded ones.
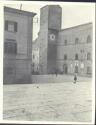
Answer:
[4,6,36,17]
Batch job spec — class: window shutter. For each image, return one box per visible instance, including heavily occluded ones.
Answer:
[14,22,17,32]
[5,20,8,31]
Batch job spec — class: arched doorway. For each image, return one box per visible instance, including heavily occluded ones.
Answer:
[63,64,68,74]
[75,66,78,73]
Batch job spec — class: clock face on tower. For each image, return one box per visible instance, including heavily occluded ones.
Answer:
[49,34,56,41]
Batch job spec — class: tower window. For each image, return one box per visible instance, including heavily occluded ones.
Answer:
[5,20,17,32]
[75,54,78,60]
[87,35,91,43]
[64,54,67,60]
[75,38,79,44]
[87,53,91,60]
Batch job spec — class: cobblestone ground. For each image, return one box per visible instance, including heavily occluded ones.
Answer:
[3,79,92,122]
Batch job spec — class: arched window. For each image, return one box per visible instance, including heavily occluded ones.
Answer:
[64,54,67,60]
[87,53,91,60]
[75,38,79,44]
[87,35,91,43]
[64,40,67,45]
[75,54,78,60]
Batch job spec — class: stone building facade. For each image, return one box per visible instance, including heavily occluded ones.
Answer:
[4,7,36,84]
[35,5,92,76]
[57,23,92,76]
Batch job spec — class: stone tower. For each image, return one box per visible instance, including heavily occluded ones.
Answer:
[39,5,62,74]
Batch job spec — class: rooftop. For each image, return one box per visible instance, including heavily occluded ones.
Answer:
[4,6,36,17]
[60,22,92,32]
[40,5,61,10]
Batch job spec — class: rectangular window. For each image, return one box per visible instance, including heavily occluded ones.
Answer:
[5,20,18,32]
[4,40,17,54]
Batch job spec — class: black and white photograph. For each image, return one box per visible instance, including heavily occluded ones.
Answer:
[0,1,95,124]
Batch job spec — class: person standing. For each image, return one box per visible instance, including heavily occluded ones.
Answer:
[74,74,77,83]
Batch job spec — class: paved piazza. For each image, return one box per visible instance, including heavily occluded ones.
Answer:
[3,76,92,122]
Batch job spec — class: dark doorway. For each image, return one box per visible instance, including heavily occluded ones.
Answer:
[63,64,68,74]
[75,66,78,73]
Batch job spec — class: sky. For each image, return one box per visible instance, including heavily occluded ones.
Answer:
[5,2,95,40]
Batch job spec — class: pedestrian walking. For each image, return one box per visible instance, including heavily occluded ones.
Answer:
[74,74,77,83]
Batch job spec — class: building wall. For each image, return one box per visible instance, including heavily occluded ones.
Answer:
[38,5,62,74]
[47,29,59,74]
[48,5,62,30]
[32,48,39,73]
[57,23,92,76]
[4,8,35,84]
[39,6,49,74]
[47,5,61,73]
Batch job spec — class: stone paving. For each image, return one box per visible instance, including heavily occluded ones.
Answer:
[3,79,92,122]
